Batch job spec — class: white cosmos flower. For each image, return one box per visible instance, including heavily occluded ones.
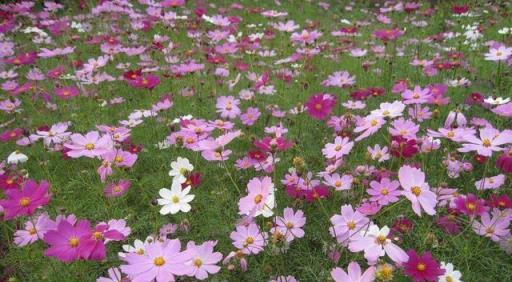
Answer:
[119,236,155,257]
[7,151,28,164]
[439,262,462,282]
[169,157,194,184]
[158,181,195,215]
[484,96,511,105]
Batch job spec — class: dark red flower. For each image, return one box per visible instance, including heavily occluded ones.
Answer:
[248,150,267,161]
[390,136,418,159]
[488,194,512,210]
[496,148,512,173]
[454,193,488,217]
[304,185,329,202]
[452,5,469,15]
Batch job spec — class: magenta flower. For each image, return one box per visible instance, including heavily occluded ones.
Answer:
[0,179,51,220]
[331,261,376,282]
[496,148,512,173]
[454,194,488,217]
[305,93,337,120]
[403,250,445,282]
[64,131,113,158]
[367,177,401,205]
[373,28,403,41]
[43,219,93,262]
[399,165,437,216]
[322,136,354,160]
[127,74,160,89]
[230,223,267,254]
[254,136,293,152]
[55,86,80,100]
[104,179,131,198]
[185,240,223,280]
[272,208,306,242]
[120,239,194,281]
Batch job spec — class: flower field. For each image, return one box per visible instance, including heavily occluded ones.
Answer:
[1,1,512,281]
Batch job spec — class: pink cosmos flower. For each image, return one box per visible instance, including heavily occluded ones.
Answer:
[402,86,431,104]
[240,107,261,126]
[472,211,511,242]
[290,29,322,45]
[399,165,437,216]
[272,208,306,242]
[458,127,512,157]
[29,122,71,146]
[403,250,445,282]
[323,173,353,191]
[354,115,385,141]
[331,261,376,282]
[43,219,93,262]
[104,179,131,198]
[14,212,54,246]
[305,93,337,120]
[0,98,21,113]
[475,174,506,190]
[238,176,275,217]
[230,223,267,254]
[484,46,512,61]
[348,224,409,264]
[102,149,138,168]
[322,136,354,159]
[185,240,222,280]
[0,179,51,220]
[65,131,113,158]
[216,96,241,119]
[367,178,401,205]
[330,204,369,244]
[367,144,390,162]
[120,239,194,281]
[322,71,356,88]
[55,86,80,100]
[389,118,419,139]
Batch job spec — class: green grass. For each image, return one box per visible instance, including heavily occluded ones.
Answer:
[1,0,512,281]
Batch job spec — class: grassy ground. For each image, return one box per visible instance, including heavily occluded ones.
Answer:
[1,0,512,281]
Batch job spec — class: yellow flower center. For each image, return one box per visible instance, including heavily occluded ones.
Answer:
[69,237,79,248]
[19,197,31,207]
[136,248,144,255]
[482,139,491,147]
[154,256,166,266]
[416,263,426,271]
[113,185,122,193]
[172,195,180,203]
[29,227,37,235]
[245,236,254,246]
[376,234,387,245]
[85,143,95,150]
[466,203,476,211]
[380,188,389,195]
[486,227,494,234]
[446,276,454,282]
[347,221,356,230]
[370,119,378,126]
[335,181,342,187]
[115,156,124,163]
[193,257,203,267]
[411,186,422,196]
[286,222,294,229]
[334,144,342,151]
[93,231,103,240]
[314,103,322,110]
[254,194,263,204]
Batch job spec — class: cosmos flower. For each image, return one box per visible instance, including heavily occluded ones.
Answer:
[0,179,51,220]
[398,165,437,216]
[158,180,195,215]
[331,261,376,282]
[305,93,337,120]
